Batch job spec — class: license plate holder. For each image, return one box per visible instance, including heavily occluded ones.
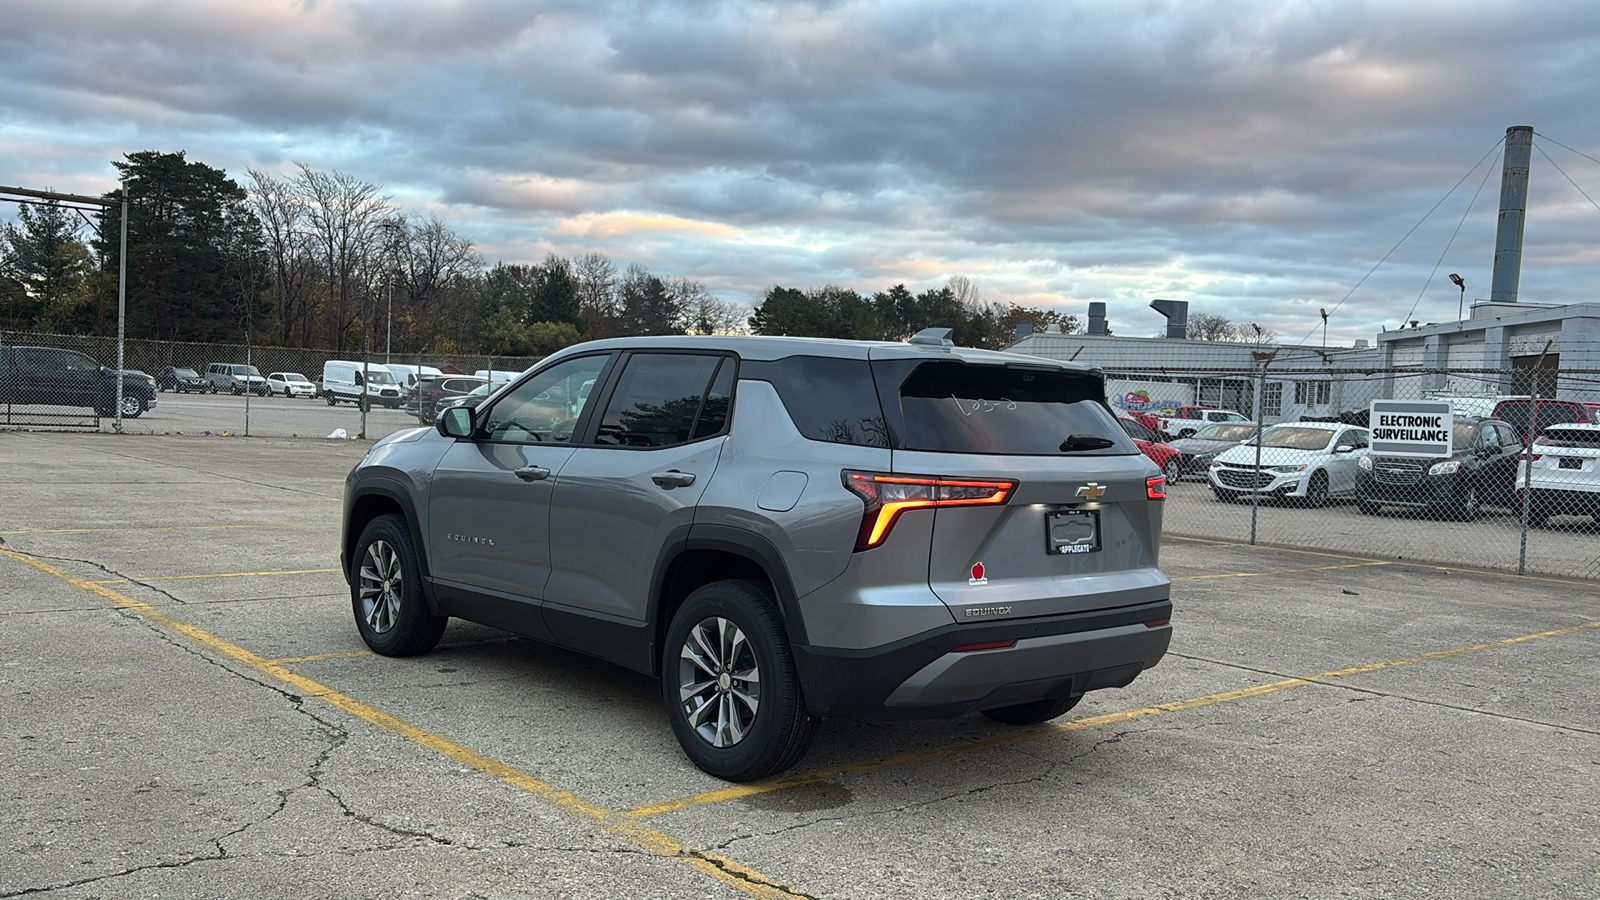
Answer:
[1559,456,1583,469]
[1048,509,1101,555]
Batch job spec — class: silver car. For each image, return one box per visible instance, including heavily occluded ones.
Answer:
[341,332,1173,781]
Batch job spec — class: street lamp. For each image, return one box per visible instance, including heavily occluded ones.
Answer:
[1319,308,1328,352]
[378,220,403,362]
[1449,273,1465,321]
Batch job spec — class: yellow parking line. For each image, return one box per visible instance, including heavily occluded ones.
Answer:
[0,524,337,535]
[266,650,376,664]
[1171,562,1392,581]
[623,619,1600,820]
[0,546,802,900]
[89,568,340,584]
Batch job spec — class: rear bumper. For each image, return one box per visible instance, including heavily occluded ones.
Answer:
[1525,486,1600,516]
[792,600,1172,719]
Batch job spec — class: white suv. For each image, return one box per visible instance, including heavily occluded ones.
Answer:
[1519,423,1600,526]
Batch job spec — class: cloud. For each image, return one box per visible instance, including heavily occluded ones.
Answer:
[3,0,1600,345]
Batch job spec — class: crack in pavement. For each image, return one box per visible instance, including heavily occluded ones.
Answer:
[30,553,192,606]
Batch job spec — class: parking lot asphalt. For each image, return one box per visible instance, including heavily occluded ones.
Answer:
[3,431,1597,899]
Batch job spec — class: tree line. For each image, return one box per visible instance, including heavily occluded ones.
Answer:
[0,151,745,356]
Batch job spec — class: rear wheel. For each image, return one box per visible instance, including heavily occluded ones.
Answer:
[326,394,338,406]
[1161,457,1181,485]
[119,395,144,418]
[663,580,816,782]
[351,514,447,656]
[982,695,1081,726]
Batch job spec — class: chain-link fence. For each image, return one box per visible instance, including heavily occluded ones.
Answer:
[5,329,1598,580]
[0,330,541,440]
[1138,363,1600,581]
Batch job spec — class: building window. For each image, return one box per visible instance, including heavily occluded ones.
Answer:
[1262,382,1283,417]
[1294,381,1331,406]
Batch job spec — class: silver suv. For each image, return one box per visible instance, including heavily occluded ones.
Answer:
[342,331,1172,781]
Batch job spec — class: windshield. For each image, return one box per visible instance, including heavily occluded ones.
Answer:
[1258,426,1334,451]
[175,368,198,377]
[1193,423,1257,442]
[283,373,309,383]
[233,365,262,377]
[366,370,396,384]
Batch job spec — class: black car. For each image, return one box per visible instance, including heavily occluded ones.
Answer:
[1166,422,1260,478]
[0,345,158,418]
[1356,416,1523,519]
[412,375,488,423]
[156,366,206,392]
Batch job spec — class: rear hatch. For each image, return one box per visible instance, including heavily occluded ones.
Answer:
[867,350,1167,621]
[1526,427,1600,491]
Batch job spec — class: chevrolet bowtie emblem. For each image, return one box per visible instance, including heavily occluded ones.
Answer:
[1076,482,1106,500]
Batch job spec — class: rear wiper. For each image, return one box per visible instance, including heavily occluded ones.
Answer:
[1059,434,1116,452]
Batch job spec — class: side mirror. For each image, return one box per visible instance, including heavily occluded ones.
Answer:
[437,406,474,438]
[1333,445,1354,454]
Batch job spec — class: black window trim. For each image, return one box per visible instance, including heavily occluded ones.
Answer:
[573,349,740,451]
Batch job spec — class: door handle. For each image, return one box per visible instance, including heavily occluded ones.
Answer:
[651,470,696,488]
[514,465,551,482]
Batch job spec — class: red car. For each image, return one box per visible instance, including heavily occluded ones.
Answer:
[1119,416,1182,484]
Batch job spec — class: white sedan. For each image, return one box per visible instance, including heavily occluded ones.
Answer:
[1209,422,1370,507]
[266,372,318,398]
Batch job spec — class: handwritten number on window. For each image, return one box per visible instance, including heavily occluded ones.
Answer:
[954,396,1017,416]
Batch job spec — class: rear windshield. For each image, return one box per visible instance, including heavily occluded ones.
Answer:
[894,362,1132,456]
[1537,428,1600,448]
[1494,401,1585,435]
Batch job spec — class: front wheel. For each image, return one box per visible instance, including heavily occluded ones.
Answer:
[326,394,338,406]
[1454,483,1480,521]
[208,384,218,394]
[1303,470,1330,509]
[351,514,447,656]
[982,695,1081,726]
[663,580,816,782]
[119,395,144,418]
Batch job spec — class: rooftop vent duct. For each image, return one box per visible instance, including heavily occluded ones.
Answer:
[1087,302,1108,335]
[1148,299,1189,339]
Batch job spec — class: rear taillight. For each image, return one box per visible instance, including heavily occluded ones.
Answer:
[1521,453,1541,462]
[842,471,1017,551]
[1146,475,1166,499]
[951,640,1017,653]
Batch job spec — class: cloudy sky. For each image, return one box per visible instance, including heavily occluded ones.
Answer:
[3,0,1599,345]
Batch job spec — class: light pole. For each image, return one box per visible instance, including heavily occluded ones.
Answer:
[1319,308,1328,352]
[378,220,403,363]
[1449,273,1465,321]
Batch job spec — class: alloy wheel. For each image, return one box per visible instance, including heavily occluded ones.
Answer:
[358,539,403,634]
[677,616,761,748]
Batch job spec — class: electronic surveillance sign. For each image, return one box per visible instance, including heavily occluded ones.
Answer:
[1369,400,1453,457]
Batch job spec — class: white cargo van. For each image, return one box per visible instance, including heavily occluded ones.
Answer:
[384,363,444,397]
[322,360,403,408]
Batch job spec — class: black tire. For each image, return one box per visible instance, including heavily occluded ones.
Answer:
[208,383,218,394]
[326,393,338,406]
[982,695,1081,726]
[662,579,817,782]
[1303,470,1330,509]
[1161,457,1181,485]
[1526,507,1549,527]
[351,514,447,656]
[119,395,145,419]
[1454,483,1480,522]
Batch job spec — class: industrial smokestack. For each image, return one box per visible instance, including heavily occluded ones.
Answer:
[1491,125,1533,304]
[1149,299,1189,339]
[1087,302,1108,335]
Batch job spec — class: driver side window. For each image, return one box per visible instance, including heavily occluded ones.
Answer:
[481,355,609,444]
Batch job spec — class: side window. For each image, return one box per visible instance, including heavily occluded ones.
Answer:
[741,356,889,447]
[62,352,99,372]
[1497,424,1521,447]
[482,355,609,444]
[690,358,736,440]
[1476,426,1499,450]
[595,353,725,448]
[1120,418,1156,442]
[1335,430,1364,449]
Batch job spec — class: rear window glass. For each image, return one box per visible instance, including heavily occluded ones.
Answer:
[1537,428,1600,448]
[895,362,1132,456]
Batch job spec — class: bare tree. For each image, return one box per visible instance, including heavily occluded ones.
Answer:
[947,275,980,310]
[671,278,747,335]
[293,163,393,352]
[390,215,481,352]
[245,169,322,346]
[573,251,622,337]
